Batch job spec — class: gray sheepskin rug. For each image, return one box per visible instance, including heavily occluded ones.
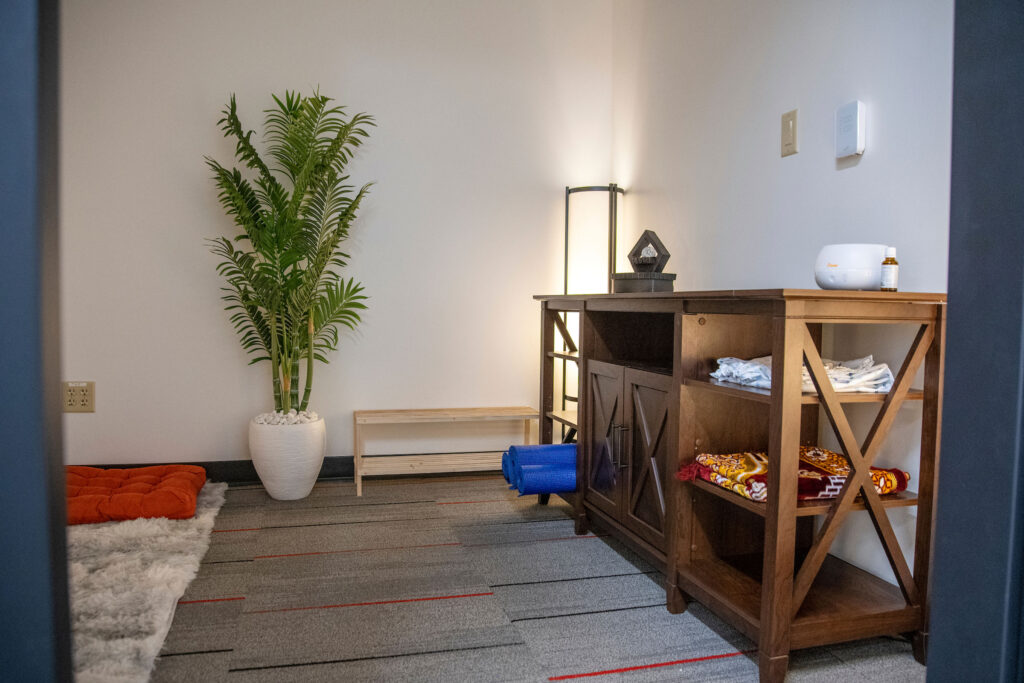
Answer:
[67,481,227,683]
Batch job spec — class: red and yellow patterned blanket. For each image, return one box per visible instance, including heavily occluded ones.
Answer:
[675,446,909,502]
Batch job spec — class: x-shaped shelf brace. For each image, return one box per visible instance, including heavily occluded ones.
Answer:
[629,385,668,519]
[790,321,935,617]
[553,312,577,353]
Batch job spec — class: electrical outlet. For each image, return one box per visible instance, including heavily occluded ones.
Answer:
[63,381,95,412]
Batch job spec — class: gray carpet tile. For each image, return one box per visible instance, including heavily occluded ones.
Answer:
[227,642,543,683]
[159,599,247,655]
[212,506,266,530]
[446,502,575,526]
[243,556,488,612]
[237,517,458,558]
[516,602,745,679]
[177,560,252,602]
[152,474,928,682]
[249,542,470,580]
[455,517,580,546]
[463,534,651,586]
[541,651,760,683]
[804,637,925,682]
[228,595,521,670]
[258,500,442,528]
[152,650,232,682]
[492,572,665,622]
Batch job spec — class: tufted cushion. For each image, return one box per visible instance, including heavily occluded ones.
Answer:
[66,465,207,525]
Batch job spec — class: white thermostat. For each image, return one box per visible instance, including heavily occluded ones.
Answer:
[835,100,866,159]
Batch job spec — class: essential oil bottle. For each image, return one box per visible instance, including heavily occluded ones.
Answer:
[881,247,899,291]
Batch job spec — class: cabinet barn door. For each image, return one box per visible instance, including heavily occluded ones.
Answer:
[585,360,625,518]
[623,368,673,550]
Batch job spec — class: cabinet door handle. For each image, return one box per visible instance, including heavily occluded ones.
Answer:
[617,424,630,470]
[606,421,622,471]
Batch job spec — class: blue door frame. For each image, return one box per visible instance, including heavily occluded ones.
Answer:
[928,1,1024,681]
[0,0,71,679]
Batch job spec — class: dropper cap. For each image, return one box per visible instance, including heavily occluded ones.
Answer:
[885,247,896,258]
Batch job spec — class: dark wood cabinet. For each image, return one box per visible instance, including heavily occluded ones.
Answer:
[622,367,673,550]
[584,360,624,520]
[583,361,674,551]
[537,290,946,683]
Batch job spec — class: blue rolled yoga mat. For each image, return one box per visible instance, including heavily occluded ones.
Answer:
[507,444,576,470]
[501,450,513,484]
[503,444,578,495]
[516,463,577,496]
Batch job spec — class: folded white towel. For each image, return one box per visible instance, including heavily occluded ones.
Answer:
[710,355,894,393]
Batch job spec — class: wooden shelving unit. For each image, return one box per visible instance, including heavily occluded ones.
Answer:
[546,409,578,429]
[535,289,946,683]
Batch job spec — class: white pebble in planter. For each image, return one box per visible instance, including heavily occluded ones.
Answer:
[249,412,326,500]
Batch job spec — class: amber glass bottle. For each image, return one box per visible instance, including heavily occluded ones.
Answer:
[880,247,899,291]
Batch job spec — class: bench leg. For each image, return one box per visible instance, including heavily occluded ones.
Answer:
[538,493,550,505]
[523,418,532,445]
[353,419,363,497]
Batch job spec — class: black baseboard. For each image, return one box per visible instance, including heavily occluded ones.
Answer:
[86,456,355,485]
[82,453,507,486]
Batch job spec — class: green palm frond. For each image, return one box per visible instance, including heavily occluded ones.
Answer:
[313,279,368,353]
[207,90,372,412]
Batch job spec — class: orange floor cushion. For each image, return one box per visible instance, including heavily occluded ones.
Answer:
[66,465,207,525]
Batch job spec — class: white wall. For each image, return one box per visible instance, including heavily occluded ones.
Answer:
[611,0,954,582]
[60,0,613,464]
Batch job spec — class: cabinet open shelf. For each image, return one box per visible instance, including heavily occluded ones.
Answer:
[547,409,578,428]
[688,478,919,517]
[614,360,673,376]
[683,377,925,405]
[677,553,920,651]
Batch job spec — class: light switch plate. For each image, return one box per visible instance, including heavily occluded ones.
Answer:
[781,109,798,157]
[782,109,798,156]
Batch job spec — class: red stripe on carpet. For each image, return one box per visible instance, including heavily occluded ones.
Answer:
[255,542,462,559]
[548,651,748,680]
[437,499,513,505]
[248,592,494,614]
[178,596,246,605]
[212,528,260,533]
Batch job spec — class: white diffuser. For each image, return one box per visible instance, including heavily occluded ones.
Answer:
[814,244,888,290]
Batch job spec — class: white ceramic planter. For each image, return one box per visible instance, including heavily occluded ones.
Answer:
[248,418,326,500]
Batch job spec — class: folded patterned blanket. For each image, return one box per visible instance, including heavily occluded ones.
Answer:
[676,446,909,502]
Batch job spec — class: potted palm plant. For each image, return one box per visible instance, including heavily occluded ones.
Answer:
[207,90,373,500]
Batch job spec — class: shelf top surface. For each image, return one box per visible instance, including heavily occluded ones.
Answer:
[534,288,947,304]
[355,406,538,423]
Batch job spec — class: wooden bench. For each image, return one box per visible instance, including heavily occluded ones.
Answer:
[352,406,539,496]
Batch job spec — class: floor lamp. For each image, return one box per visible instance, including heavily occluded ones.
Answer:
[559,184,625,440]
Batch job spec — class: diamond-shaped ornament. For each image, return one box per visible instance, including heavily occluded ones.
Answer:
[627,230,670,273]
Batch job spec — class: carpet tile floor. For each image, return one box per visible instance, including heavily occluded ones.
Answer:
[152,475,926,682]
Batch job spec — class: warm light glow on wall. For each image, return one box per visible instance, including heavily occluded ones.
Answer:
[564,184,624,295]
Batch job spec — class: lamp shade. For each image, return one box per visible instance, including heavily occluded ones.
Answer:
[564,184,624,295]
